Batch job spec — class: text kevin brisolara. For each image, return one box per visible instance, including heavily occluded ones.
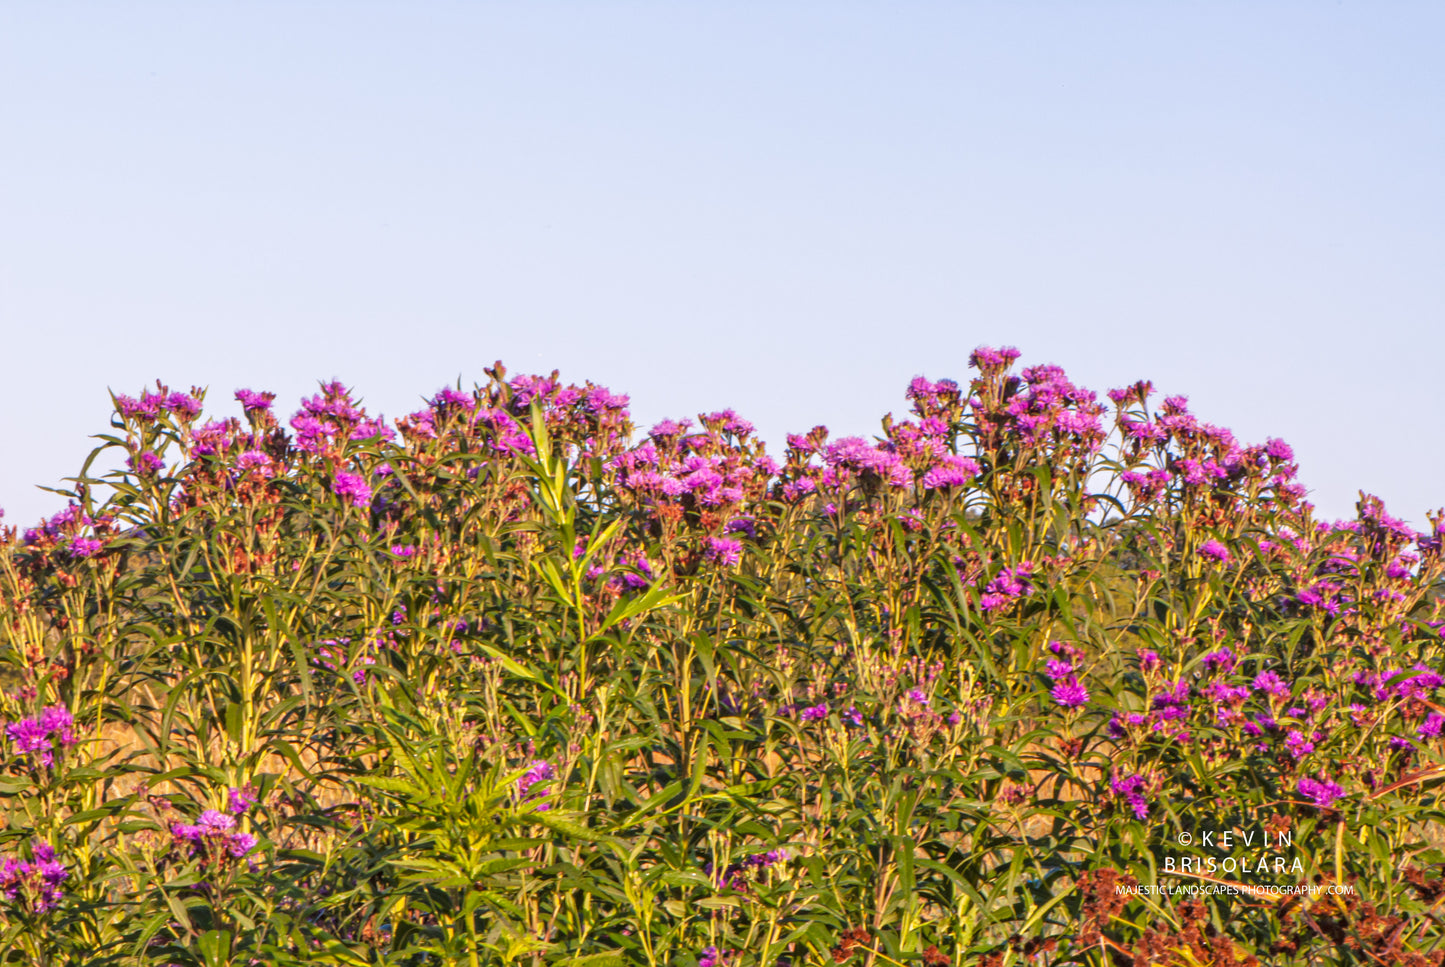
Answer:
[1164,825,1302,876]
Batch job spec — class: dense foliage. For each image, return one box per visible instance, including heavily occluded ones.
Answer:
[4,349,1445,966]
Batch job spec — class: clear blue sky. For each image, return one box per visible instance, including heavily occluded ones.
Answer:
[3,3,1441,528]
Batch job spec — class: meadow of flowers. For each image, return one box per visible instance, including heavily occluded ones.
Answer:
[4,348,1445,966]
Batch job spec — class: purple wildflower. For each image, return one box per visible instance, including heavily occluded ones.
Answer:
[699,946,733,967]
[1111,774,1150,819]
[1419,714,1445,740]
[1284,730,1314,760]
[67,537,104,559]
[1253,671,1290,700]
[969,345,1022,373]
[1044,658,1073,680]
[517,761,556,800]
[1200,648,1236,675]
[197,810,235,833]
[0,842,67,915]
[164,392,203,419]
[228,786,257,816]
[1297,776,1344,809]
[704,536,743,567]
[921,454,979,490]
[227,832,258,859]
[170,813,258,866]
[1198,539,1231,563]
[6,706,75,768]
[331,471,372,508]
[236,450,273,476]
[235,388,275,414]
[128,452,165,475]
[1051,680,1090,709]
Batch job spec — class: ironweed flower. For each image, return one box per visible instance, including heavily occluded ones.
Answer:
[0,841,67,915]
[1051,680,1089,709]
[1111,774,1149,819]
[1297,776,1345,810]
[698,945,735,967]
[1044,658,1073,680]
[969,345,1022,373]
[171,812,258,868]
[6,706,76,769]
[704,536,743,567]
[1200,648,1236,674]
[331,471,372,508]
[228,786,257,816]
[1199,539,1231,563]
[234,388,275,414]
[67,536,104,559]
[517,761,556,808]
[800,703,829,722]
[1253,671,1290,700]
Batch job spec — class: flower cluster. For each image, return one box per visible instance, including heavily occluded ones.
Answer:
[979,562,1036,613]
[170,790,259,869]
[5,705,76,769]
[0,841,67,916]
[706,848,789,891]
[516,761,556,810]
[1044,642,1089,709]
[1297,776,1345,810]
[1111,774,1150,820]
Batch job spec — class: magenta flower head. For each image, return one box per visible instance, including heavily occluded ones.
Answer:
[800,703,829,722]
[197,810,235,833]
[1200,648,1236,675]
[227,832,258,859]
[1198,539,1231,563]
[517,761,556,800]
[235,388,275,414]
[67,537,104,560]
[1419,713,1445,740]
[921,454,979,490]
[6,706,76,768]
[704,536,743,567]
[1265,437,1295,462]
[228,786,257,816]
[0,841,68,915]
[331,471,372,508]
[699,946,735,967]
[169,811,257,867]
[164,392,203,420]
[1051,680,1089,709]
[1111,774,1149,819]
[1297,776,1344,810]
[127,452,165,476]
[1253,671,1290,700]
[968,345,1022,374]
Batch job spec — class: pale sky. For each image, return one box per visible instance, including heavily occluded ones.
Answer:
[3,3,1441,528]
